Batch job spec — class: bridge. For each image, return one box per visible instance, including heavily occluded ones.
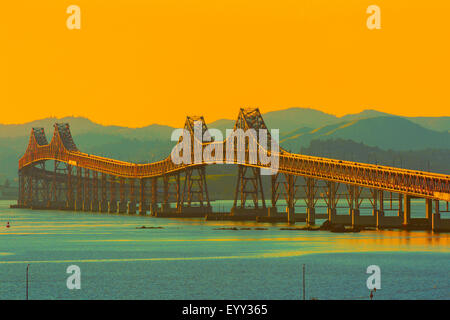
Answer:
[14,108,450,231]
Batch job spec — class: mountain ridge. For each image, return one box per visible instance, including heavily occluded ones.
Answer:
[2,107,449,139]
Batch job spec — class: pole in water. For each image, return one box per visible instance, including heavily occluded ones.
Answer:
[26,264,30,300]
[302,264,306,300]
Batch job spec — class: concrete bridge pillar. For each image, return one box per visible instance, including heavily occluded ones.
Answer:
[118,201,128,214]
[403,194,411,226]
[128,201,137,214]
[100,200,108,213]
[287,206,295,224]
[90,200,99,212]
[74,199,83,211]
[327,208,337,224]
[267,207,278,217]
[139,202,147,215]
[82,200,91,212]
[351,209,360,228]
[286,174,295,224]
[108,200,117,213]
[83,169,91,212]
[398,193,404,220]
[432,212,441,232]
[139,179,147,215]
[150,203,159,216]
[306,207,315,226]
[161,203,171,214]
[376,210,384,229]
[66,200,75,211]
[426,199,433,225]
[432,200,441,232]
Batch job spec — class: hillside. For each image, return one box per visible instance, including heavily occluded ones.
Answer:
[281,117,450,152]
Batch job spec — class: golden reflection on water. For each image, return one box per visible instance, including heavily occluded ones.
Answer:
[66,229,450,255]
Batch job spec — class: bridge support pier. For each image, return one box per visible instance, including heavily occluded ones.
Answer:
[351,209,360,228]
[90,200,99,212]
[91,172,99,212]
[118,201,128,214]
[66,201,75,211]
[128,178,137,214]
[426,199,433,225]
[150,177,158,216]
[398,194,404,221]
[376,210,384,229]
[267,207,278,217]
[109,201,117,213]
[328,208,337,224]
[109,175,117,213]
[431,200,450,232]
[304,178,316,226]
[268,174,279,218]
[139,179,147,215]
[326,182,339,225]
[161,203,171,213]
[74,200,83,211]
[403,194,411,226]
[178,168,211,215]
[100,200,108,213]
[82,200,91,212]
[128,201,137,214]
[307,207,315,226]
[65,164,74,210]
[286,174,295,224]
[74,167,83,211]
[231,165,266,216]
[432,212,441,232]
[100,173,107,212]
[83,169,91,211]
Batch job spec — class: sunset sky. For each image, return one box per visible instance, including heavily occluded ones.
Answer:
[1,0,449,127]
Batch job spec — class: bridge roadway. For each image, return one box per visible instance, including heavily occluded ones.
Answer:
[15,108,450,232]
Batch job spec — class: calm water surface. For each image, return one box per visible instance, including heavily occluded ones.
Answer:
[0,200,449,300]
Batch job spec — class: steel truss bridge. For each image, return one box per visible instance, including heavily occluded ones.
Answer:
[15,108,450,231]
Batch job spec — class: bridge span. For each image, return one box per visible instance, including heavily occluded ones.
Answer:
[14,108,450,231]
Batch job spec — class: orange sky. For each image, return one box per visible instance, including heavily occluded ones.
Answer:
[1,1,449,127]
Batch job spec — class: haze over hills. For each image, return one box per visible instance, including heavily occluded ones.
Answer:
[0,107,449,184]
[209,108,450,134]
[280,117,450,152]
[0,116,175,140]
[1,107,449,139]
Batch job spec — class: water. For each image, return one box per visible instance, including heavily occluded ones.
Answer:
[0,200,449,300]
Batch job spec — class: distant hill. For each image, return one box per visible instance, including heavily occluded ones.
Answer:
[0,116,175,141]
[1,108,449,139]
[406,117,450,132]
[340,109,394,122]
[281,117,450,152]
[208,108,339,135]
[301,139,450,175]
[261,108,338,133]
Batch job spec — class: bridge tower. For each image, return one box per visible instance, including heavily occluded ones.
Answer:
[172,115,213,215]
[229,108,275,216]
